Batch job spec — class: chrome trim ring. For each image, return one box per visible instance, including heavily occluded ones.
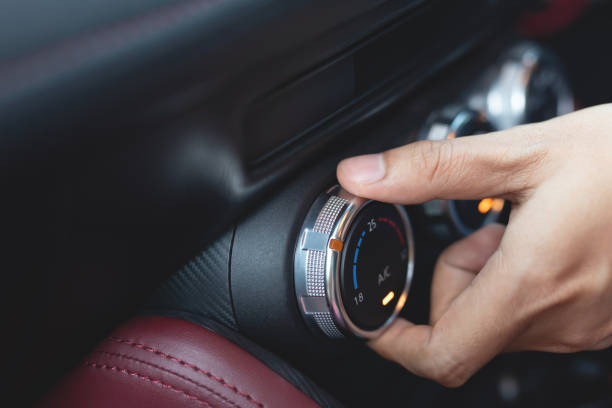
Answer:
[294,185,415,339]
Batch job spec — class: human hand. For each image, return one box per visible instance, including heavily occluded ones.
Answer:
[336,104,612,387]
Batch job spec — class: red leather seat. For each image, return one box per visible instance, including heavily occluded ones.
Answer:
[38,316,322,408]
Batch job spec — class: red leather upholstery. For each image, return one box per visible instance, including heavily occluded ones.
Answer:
[39,316,321,408]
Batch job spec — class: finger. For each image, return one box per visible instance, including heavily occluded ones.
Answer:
[337,124,548,204]
[370,247,524,387]
[430,223,506,325]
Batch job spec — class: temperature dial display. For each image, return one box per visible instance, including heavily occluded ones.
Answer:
[294,186,414,339]
[341,202,409,330]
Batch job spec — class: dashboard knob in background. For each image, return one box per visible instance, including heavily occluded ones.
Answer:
[469,42,574,130]
[294,186,415,339]
[421,107,507,238]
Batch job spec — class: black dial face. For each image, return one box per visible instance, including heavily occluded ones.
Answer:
[340,202,410,330]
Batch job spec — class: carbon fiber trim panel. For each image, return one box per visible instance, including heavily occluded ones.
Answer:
[146,228,237,330]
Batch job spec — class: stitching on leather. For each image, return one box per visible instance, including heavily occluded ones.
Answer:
[109,337,265,408]
[92,350,244,408]
[86,362,215,407]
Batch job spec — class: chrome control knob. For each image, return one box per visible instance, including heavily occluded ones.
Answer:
[470,42,574,130]
[294,186,415,339]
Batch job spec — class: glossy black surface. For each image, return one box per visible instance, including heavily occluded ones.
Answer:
[341,203,408,330]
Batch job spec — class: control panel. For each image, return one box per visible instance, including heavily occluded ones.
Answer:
[165,41,575,354]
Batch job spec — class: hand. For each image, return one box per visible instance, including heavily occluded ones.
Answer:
[336,104,612,387]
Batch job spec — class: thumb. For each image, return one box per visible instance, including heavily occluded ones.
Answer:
[337,124,547,204]
[429,223,506,325]
[369,229,521,387]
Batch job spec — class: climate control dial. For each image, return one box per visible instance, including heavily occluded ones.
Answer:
[294,186,414,339]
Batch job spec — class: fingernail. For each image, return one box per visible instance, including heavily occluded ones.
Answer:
[339,154,385,184]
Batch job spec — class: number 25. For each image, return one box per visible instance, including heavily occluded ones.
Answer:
[367,218,377,232]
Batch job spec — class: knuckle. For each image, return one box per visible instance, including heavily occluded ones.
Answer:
[392,327,472,388]
[431,358,470,388]
[519,123,552,159]
[405,141,433,178]
[494,122,551,193]
[413,140,455,193]
[425,351,470,388]
[513,262,544,289]
[434,250,452,272]
[502,249,545,289]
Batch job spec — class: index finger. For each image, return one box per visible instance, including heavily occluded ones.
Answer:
[337,123,549,204]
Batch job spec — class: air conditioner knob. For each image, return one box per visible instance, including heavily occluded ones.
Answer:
[294,186,415,339]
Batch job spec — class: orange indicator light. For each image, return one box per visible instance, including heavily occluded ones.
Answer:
[478,198,493,214]
[492,198,505,212]
[329,239,344,252]
[382,291,395,306]
[478,198,505,214]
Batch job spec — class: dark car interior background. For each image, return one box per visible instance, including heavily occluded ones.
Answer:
[2,0,612,406]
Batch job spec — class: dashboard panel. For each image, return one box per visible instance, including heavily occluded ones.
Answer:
[4,0,612,406]
[148,36,593,406]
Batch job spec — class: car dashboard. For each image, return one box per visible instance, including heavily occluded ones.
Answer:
[3,0,612,406]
